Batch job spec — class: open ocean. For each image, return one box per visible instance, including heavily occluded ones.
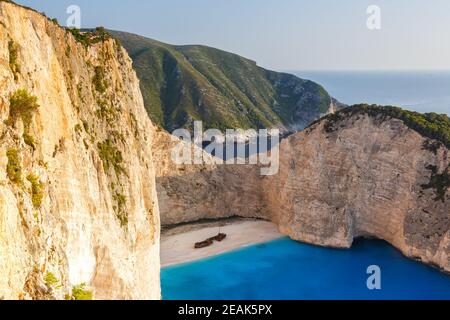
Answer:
[161,71,450,300]
[293,70,450,115]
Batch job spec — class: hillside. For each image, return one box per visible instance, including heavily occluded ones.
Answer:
[111,31,339,132]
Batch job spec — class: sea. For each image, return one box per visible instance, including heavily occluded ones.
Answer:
[161,71,450,300]
[293,70,450,115]
[162,238,450,300]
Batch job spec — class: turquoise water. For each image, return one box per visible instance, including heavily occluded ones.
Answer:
[161,238,450,300]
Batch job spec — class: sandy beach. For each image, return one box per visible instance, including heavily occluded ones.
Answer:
[161,219,283,267]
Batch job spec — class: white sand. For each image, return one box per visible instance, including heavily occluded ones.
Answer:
[161,220,283,267]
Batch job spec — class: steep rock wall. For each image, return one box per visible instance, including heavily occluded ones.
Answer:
[153,129,269,225]
[270,114,449,272]
[0,2,160,300]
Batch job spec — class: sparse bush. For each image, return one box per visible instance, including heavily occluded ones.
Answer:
[71,283,93,300]
[66,28,92,47]
[27,173,44,209]
[113,192,127,226]
[8,40,20,80]
[44,272,58,287]
[95,27,109,41]
[23,132,36,150]
[97,139,124,176]
[8,89,39,129]
[6,149,21,184]
[66,27,111,48]
[7,90,40,148]
[93,66,107,94]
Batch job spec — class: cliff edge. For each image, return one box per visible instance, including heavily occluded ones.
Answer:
[0,1,161,299]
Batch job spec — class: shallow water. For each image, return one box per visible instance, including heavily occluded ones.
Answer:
[161,238,450,300]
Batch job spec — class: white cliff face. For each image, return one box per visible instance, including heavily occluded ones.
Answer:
[271,114,449,272]
[0,2,160,299]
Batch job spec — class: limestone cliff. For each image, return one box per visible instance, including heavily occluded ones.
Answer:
[156,107,449,272]
[152,129,268,225]
[270,110,449,272]
[0,2,160,299]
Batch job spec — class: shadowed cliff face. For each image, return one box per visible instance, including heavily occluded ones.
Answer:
[155,111,449,272]
[0,2,160,300]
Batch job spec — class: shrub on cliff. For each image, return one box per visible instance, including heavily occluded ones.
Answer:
[6,90,40,148]
[7,89,39,128]
[66,27,111,48]
[8,40,20,80]
[27,173,44,209]
[44,272,59,288]
[97,139,125,176]
[6,148,21,184]
[71,283,93,300]
[93,66,107,94]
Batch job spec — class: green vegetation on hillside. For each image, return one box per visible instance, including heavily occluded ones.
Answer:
[67,27,111,48]
[317,104,450,149]
[110,31,335,132]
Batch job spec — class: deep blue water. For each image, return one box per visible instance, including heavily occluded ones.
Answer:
[161,238,450,300]
[292,71,450,115]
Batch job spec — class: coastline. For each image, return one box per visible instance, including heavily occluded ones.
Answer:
[161,218,284,267]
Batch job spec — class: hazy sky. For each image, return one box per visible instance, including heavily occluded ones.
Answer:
[16,0,450,71]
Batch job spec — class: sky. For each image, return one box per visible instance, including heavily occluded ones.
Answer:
[15,0,450,71]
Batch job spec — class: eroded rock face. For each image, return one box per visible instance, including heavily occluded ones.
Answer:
[152,130,269,225]
[155,112,449,272]
[270,114,449,272]
[0,2,160,299]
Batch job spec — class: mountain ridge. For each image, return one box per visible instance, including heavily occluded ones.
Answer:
[110,30,341,133]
